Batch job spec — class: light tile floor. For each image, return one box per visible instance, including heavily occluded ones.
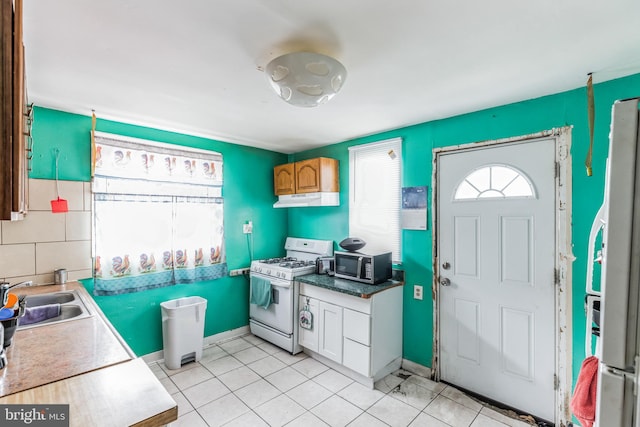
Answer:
[150,334,534,427]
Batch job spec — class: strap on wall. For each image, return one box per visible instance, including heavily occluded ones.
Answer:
[585,74,595,177]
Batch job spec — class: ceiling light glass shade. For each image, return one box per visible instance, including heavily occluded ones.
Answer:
[265,52,347,107]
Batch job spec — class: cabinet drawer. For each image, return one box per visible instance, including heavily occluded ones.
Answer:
[343,338,370,377]
[343,308,370,346]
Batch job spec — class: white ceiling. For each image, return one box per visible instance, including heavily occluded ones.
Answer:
[23,0,640,154]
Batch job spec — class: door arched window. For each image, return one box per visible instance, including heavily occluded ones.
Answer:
[454,164,535,200]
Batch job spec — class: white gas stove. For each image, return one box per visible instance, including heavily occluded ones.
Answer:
[250,257,317,281]
[249,237,333,354]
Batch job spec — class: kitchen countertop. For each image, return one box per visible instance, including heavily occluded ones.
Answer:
[296,273,403,298]
[1,358,177,427]
[0,282,133,396]
[0,282,177,426]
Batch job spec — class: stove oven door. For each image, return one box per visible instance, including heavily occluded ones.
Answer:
[249,272,294,334]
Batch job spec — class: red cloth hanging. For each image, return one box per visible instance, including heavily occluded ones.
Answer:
[570,356,599,427]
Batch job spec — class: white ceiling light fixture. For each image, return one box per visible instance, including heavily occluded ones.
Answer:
[265,51,347,107]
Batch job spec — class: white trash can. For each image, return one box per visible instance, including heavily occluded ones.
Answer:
[161,296,207,370]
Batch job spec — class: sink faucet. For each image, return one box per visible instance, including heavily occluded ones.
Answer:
[0,280,33,307]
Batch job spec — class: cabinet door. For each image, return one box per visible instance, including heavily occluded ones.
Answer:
[343,338,371,377]
[0,0,13,219]
[11,0,25,215]
[295,158,321,193]
[343,308,371,346]
[274,163,295,195]
[0,0,27,220]
[298,295,318,352]
[318,301,343,363]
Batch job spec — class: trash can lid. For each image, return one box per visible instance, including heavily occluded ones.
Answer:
[160,296,207,311]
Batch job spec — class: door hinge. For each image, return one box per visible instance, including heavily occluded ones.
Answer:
[555,161,560,179]
[554,373,559,390]
[554,268,560,286]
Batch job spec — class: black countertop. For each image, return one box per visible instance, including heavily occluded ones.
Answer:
[296,273,403,298]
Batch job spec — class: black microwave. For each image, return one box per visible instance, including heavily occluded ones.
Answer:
[333,251,392,284]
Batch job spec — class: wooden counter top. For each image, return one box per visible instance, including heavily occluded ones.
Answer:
[0,358,177,427]
[0,282,133,396]
[0,282,177,426]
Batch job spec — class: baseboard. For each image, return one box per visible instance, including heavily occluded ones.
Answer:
[203,325,250,348]
[401,358,432,379]
[141,325,250,365]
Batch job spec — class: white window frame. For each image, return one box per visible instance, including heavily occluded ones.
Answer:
[348,138,402,262]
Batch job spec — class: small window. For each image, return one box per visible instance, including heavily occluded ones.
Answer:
[349,138,402,261]
[92,132,226,296]
[454,164,535,200]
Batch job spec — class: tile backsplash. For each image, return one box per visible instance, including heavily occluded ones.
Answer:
[0,179,92,285]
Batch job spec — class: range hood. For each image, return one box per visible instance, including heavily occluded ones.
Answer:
[273,192,340,208]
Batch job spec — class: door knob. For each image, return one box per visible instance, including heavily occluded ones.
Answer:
[440,277,451,287]
[442,262,451,270]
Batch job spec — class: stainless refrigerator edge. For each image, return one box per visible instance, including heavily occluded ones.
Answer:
[594,97,640,426]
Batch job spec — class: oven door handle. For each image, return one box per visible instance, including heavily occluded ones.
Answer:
[270,281,291,289]
[250,273,291,289]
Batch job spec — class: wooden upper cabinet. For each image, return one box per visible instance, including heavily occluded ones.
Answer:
[274,157,339,196]
[294,157,339,194]
[0,0,28,220]
[0,0,13,220]
[274,163,296,195]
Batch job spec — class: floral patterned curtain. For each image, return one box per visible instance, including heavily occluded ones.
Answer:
[92,132,226,295]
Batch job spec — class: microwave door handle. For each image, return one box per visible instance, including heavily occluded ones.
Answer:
[357,257,363,278]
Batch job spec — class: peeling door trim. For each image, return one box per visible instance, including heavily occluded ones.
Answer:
[431,127,573,426]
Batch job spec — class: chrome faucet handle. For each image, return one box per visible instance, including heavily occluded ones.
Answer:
[0,281,32,307]
[9,280,32,289]
[0,284,8,307]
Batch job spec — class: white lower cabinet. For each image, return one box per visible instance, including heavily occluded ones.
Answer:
[297,283,403,385]
[298,296,343,363]
[318,301,343,363]
[342,308,372,376]
[298,296,318,352]
[343,337,371,376]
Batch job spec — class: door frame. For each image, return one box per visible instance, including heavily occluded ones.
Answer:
[431,127,573,426]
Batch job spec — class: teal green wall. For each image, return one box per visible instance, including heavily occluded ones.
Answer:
[288,73,640,386]
[30,73,640,385]
[31,107,288,356]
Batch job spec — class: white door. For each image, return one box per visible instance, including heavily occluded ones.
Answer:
[437,138,556,421]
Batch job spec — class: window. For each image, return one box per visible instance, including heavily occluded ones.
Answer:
[454,164,535,200]
[92,132,226,295]
[349,138,402,261]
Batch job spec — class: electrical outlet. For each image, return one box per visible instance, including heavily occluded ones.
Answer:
[229,267,250,276]
[243,221,253,234]
[413,285,423,300]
